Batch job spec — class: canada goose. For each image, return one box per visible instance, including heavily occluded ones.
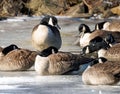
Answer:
[0,44,38,71]
[35,46,94,75]
[82,57,120,85]
[78,24,120,47]
[81,35,120,61]
[31,15,62,51]
[95,21,120,32]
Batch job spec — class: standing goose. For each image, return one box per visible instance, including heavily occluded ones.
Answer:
[0,44,37,71]
[35,46,94,75]
[95,21,120,32]
[77,24,120,47]
[81,35,120,61]
[82,57,120,85]
[32,15,62,51]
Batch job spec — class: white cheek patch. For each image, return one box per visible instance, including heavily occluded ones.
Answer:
[99,59,103,63]
[86,47,89,54]
[48,18,53,26]
[96,24,99,30]
[82,26,86,32]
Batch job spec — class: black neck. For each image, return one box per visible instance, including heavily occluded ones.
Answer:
[39,47,58,57]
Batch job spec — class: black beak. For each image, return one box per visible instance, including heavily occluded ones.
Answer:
[56,24,61,29]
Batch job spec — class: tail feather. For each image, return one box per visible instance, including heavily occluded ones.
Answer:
[114,73,120,78]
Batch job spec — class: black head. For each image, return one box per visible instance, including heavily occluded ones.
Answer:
[81,44,99,55]
[89,59,99,66]
[89,57,107,66]
[105,34,115,44]
[80,45,91,55]
[78,24,91,34]
[97,57,107,63]
[81,36,110,55]
[2,44,19,55]
[40,15,50,25]
[89,36,110,49]
[40,15,60,29]
[39,46,58,57]
[95,21,107,30]
[89,36,104,46]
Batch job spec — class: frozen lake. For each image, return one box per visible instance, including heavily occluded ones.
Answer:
[0,16,120,94]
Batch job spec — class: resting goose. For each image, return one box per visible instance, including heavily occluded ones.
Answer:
[35,46,94,75]
[77,24,120,47]
[82,57,120,85]
[95,21,120,32]
[0,44,37,71]
[81,35,120,61]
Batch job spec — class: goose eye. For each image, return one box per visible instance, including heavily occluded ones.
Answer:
[92,44,95,47]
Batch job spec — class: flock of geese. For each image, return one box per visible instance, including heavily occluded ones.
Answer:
[1,15,120,85]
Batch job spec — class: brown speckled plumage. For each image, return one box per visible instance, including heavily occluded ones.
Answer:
[0,48,37,71]
[104,21,120,32]
[88,30,120,43]
[35,51,93,75]
[82,61,120,85]
[98,43,120,61]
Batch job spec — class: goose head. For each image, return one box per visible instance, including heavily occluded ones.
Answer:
[95,21,107,30]
[40,15,61,29]
[78,24,91,37]
[104,34,116,46]
[81,36,110,55]
[2,44,19,55]
[39,46,58,57]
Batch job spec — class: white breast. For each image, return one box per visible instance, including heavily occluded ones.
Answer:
[32,25,52,44]
[80,33,91,47]
[35,55,49,75]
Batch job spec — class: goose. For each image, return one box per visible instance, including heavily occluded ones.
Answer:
[95,21,120,32]
[31,15,62,51]
[0,44,37,71]
[77,24,120,47]
[34,46,94,75]
[82,57,120,85]
[81,35,120,61]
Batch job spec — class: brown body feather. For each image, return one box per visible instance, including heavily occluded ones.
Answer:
[0,48,37,71]
[88,30,120,43]
[32,24,39,32]
[98,43,120,61]
[82,61,120,85]
[35,51,93,75]
[103,21,120,32]
[80,30,120,47]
